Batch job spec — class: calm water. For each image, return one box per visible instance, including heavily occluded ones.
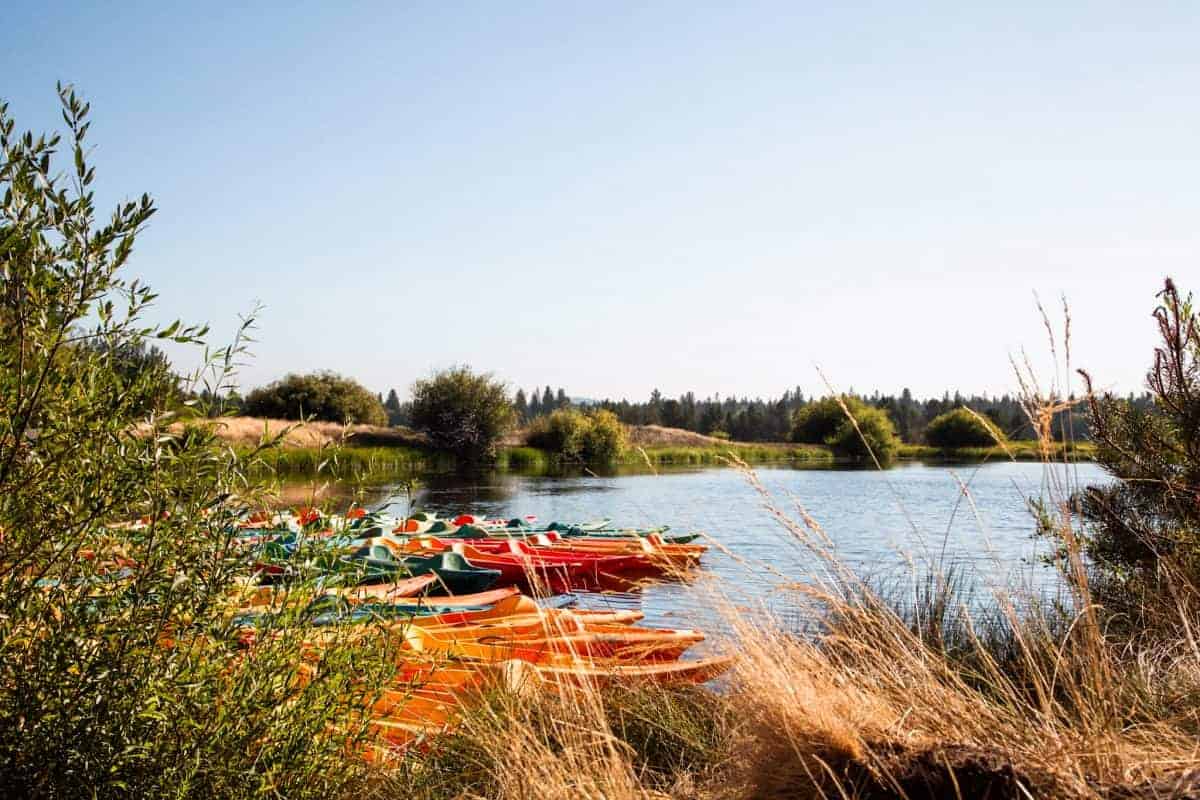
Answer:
[362,461,1107,639]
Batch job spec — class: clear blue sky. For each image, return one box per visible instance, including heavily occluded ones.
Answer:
[5,2,1195,401]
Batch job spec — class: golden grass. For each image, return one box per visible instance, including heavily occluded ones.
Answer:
[369,309,1198,799]
[172,416,429,450]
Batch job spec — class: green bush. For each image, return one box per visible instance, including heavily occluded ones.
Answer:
[582,409,626,463]
[924,407,1004,448]
[792,396,899,462]
[0,88,391,798]
[409,366,516,462]
[791,396,861,445]
[527,408,627,464]
[242,371,387,426]
[1078,278,1200,612]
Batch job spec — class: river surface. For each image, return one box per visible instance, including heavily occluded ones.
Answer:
[329,460,1107,641]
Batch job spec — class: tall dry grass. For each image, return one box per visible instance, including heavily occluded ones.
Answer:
[169,416,430,449]
[365,314,1198,799]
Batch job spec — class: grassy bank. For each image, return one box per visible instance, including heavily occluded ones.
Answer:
[627,442,833,465]
[240,445,451,478]
[494,443,834,470]
[388,454,1198,800]
[897,439,1097,461]
[242,439,1096,479]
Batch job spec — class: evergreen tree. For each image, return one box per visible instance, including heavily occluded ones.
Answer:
[529,389,542,418]
[555,388,569,409]
[384,388,404,426]
[514,388,528,422]
[541,386,555,415]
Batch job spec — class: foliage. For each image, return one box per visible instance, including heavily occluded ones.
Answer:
[383,387,409,426]
[1078,278,1200,608]
[790,396,858,445]
[791,395,900,462]
[0,87,391,798]
[242,370,387,426]
[580,385,1108,444]
[924,407,1005,448]
[526,408,626,464]
[582,408,626,463]
[827,403,899,462]
[243,444,446,478]
[409,366,516,462]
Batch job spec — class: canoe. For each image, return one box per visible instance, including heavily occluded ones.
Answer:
[402,532,704,573]
[401,622,702,663]
[339,583,520,607]
[234,573,438,608]
[399,551,499,595]
[411,595,645,628]
[393,535,635,573]
[343,545,501,595]
[510,654,735,686]
[528,533,706,568]
[378,537,582,588]
[468,538,653,577]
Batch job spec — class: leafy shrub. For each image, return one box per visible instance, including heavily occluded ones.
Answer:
[791,396,899,462]
[527,408,587,459]
[242,371,387,426]
[527,408,627,464]
[924,407,1004,448]
[1078,278,1200,609]
[791,396,860,445]
[409,366,516,462]
[0,88,391,798]
[582,409,626,463]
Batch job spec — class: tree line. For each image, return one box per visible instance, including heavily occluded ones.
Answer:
[586,387,1154,443]
[218,372,1154,447]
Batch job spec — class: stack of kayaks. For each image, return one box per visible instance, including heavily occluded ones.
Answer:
[222,505,726,761]
[235,508,707,593]
[251,584,731,760]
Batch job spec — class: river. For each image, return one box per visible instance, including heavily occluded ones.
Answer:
[317,459,1106,639]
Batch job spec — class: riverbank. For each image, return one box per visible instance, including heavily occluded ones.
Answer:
[897,440,1097,461]
[228,419,1095,478]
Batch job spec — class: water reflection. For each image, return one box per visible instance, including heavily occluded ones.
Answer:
[279,460,1108,636]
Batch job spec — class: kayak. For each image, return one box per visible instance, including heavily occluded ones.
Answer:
[377,537,583,588]
[235,573,439,608]
[391,535,646,574]
[527,532,706,568]
[402,620,704,663]
[339,583,520,606]
[398,551,500,596]
[509,654,734,687]
[340,544,501,595]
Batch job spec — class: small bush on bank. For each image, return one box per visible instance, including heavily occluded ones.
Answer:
[791,396,899,463]
[409,366,516,462]
[243,371,387,426]
[527,408,627,464]
[924,407,1004,448]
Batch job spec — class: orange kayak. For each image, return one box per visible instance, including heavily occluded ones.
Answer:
[402,619,704,663]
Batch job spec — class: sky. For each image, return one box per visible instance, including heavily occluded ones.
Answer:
[4,2,1195,402]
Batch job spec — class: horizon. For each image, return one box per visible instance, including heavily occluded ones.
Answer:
[6,2,1195,401]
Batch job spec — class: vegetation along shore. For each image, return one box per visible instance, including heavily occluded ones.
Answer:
[3,89,1195,800]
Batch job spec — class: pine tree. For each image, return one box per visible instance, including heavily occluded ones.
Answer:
[384,388,403,426]
[529,389,542,418]
[541,386,555,414]
[514,388,528,422]
[555,388,568,409]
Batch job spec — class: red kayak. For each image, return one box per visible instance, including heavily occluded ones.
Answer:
[469,538,652,578]
[384,537,582,590]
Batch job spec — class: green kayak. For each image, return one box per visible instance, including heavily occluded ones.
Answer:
[347,545,500,596]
